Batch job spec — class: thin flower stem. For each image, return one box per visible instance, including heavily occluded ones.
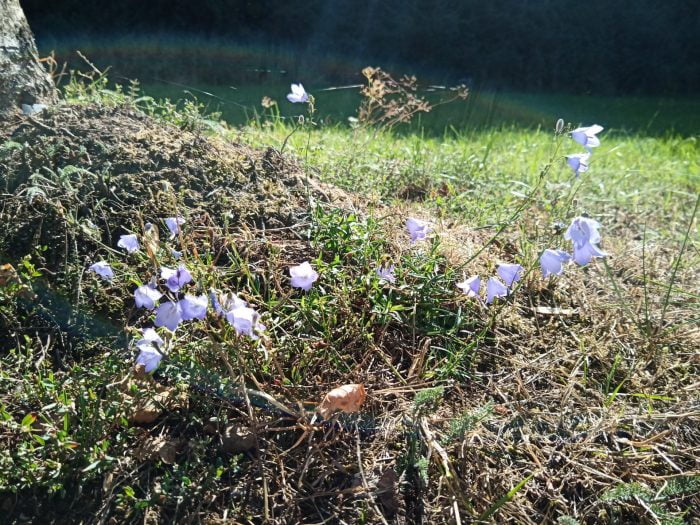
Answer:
[660,192,699,326]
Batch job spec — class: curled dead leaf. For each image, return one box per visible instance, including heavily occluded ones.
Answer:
[221,425,256,454]
[376,467,401,517]
[317,384,366,419]
[143,222,160,261]
[134,436,179,464]
[127,385,185,425]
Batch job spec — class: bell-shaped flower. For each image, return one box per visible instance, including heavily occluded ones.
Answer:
[497,263,523,287]
[571,124,603,150]
[135,345,163,373]
[287,83,309,103]
[89,261,114,281]
[22,103,47,116]
[171,249,182,260]
[565,217,607,266]
[134,284,163,310]
[117,234,140,254]
[225,306,266,339]
[376,264,396,283]
[565,217,601,245]
[572,240,607,266]
[154,301,183,332]
[210,289,247,316]
[566,153,590,177]
[161,264,192,293]
[164,216,185,239]
[290,261,319,291]
[180,294,208,321]
[406,217,431,243]
[136,327,163,350]
[540,249,572,277]
[485,277,508,305]
[456,275,481,298]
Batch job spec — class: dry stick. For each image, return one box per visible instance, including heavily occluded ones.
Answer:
[355,422,390,525]
[234,348,271,522]
[419,417,464,525]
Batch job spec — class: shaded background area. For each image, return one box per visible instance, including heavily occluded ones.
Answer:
[19,0,700,134]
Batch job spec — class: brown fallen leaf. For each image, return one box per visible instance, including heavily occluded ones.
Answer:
[127,385,184,425]
[221,425,256,453]
[376,467,401,518]
[143,222,160,262]
[134,436,179,464]
[317,384,366,419]
[0,264,19,287]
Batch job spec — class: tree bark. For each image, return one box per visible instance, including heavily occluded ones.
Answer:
[0,0,56,118]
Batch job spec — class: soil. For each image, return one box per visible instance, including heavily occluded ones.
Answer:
[0,103,349,274]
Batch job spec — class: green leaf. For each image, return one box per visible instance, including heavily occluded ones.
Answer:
[479,473,534,522]
[82,461,101,472]
[21,413,37,431]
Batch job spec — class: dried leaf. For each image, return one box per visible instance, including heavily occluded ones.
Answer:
[128,386,183,425]
[0,264,19,286]
[317,384,366,419]
[221,425,256,453]
[532,306,578,316]
[376,468,401,517]
[134,436,179,464]
[143,223,160,261]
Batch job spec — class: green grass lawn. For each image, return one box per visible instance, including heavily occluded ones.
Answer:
[1,79,698,523]
[138,81,700,136]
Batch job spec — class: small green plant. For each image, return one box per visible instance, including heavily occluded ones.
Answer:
[412,386,444,415]
[446,401,494,441]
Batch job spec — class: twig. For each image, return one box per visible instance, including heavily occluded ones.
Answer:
[355,422,390,525]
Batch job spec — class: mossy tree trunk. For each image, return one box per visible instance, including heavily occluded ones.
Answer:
[0,0,56,118]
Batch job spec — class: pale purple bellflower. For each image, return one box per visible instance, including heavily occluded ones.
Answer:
[287,83,309,103]
[226,305,266,339]
[564,217,607,266]
[406,217,431,243]
[135,327,165,372]
[136,327,164,350]
[540,249,572,277]
[210,289,247,317]
[135,346,163,373]
[89,261,114,281]
[566,153,590,177]
[180,294,209,321]
[117,234,140,254]
[485,277,509,305]
[456,275,481,298]
[571,124,603,150]
[497,263,523,287]
[154,301,183,332]
[376,264,396,283]
[161,264,193,293]
[164,216,185,239]
[134,284,163,310]
[290,261,319,291]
